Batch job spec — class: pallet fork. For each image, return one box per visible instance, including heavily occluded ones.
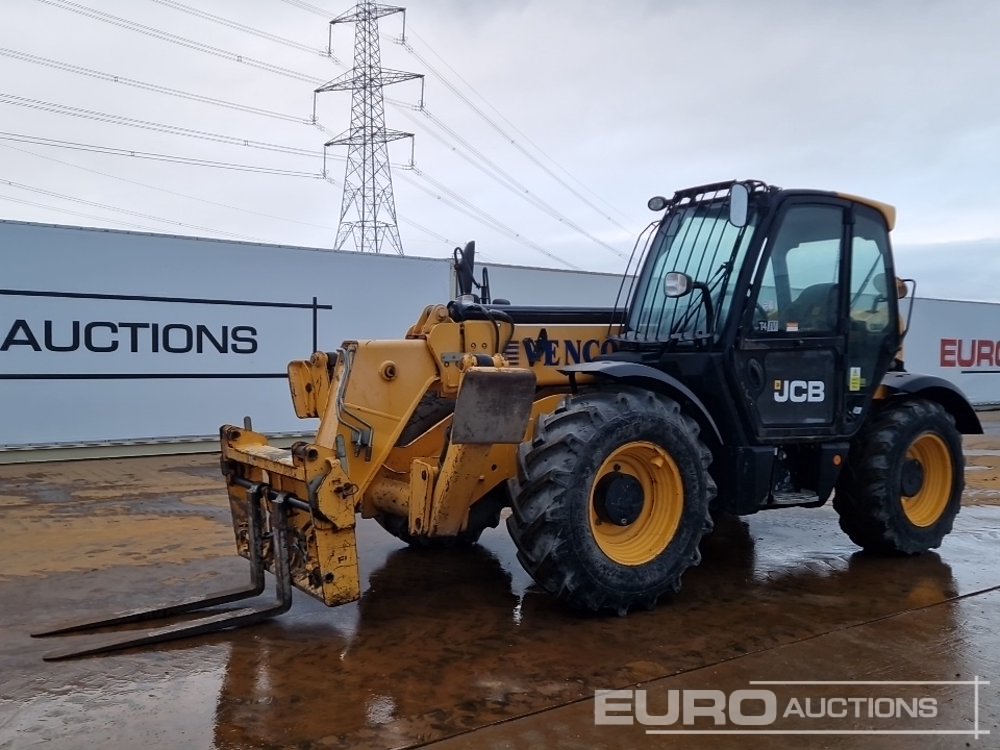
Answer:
[32,484,293,661]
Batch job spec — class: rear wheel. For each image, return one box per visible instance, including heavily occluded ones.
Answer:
[507,388,715,614]
[834,399,963,554]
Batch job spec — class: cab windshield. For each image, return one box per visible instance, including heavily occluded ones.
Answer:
[626,199,757,342]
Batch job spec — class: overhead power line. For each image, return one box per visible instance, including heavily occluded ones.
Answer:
[407,113,627,259]
[6,49,599,253]
[0,193,172,234]
[0,131,541,260]
[29,0,598,254]
[31,0,606,206]
[20,0,585,264]
[0,48,311,124]
[277,0,333,18]
[2,181,456,251]
[0,135,459,250]
[0,92,321,158]
[148,0,338,61]
[33,0,321,83]
[399,168,580,270]
[1,141,339,232]
[402,106,627,259]
[313,176,455,248]
[397,215,454,246]
[0,177,265,241]
[277,0,633,235]
[0,131,326,177]
[30,0,428,111]
[402,28,633,227]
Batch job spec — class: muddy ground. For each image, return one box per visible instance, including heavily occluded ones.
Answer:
[1,417,999,749]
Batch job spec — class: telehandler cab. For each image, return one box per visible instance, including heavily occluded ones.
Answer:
[36,180,981,659]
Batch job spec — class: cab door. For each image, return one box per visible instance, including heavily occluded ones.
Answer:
[841,204,901,431]
[733,200,849,440]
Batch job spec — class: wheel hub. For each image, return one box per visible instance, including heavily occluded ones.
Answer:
[900,458,925,497]
[587,440,685,567]
[594,472,645,526]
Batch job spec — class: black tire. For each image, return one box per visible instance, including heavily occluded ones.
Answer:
[381,393,463,547]
[834,398,964,554]
[507,387,715,614]
[396,393,454,446]
[375,485,507,548]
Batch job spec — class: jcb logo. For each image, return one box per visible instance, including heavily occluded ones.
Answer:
[773,379,825,403]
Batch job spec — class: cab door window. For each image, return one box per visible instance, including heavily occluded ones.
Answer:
[846,207,897,398]
[848,210,894,333]
[752,205,844,335]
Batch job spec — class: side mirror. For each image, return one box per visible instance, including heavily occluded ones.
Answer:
[895,277,909,299]
[664,271,693,298]
[729,183,749,228]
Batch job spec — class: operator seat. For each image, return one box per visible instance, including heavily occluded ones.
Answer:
[781,283,839,331]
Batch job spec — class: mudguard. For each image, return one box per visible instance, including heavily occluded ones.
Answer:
[880,371,983,434]
[559,360,723,445]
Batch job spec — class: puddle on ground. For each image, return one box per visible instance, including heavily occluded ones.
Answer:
[3,455,1000,749]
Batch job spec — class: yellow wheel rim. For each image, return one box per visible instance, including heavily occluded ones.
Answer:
[588,441,684,566]
[901,433,953,527]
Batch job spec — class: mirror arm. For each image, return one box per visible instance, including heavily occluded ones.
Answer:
[481,267,491,305]
[900,278,917,340]
[692,281,715,334]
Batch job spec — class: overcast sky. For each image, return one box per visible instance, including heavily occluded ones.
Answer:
[1,0,999,299]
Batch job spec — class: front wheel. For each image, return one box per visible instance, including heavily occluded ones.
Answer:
[507,388,715,615]
[834,398,964,554]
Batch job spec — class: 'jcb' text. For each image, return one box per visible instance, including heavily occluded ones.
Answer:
[773,379,825,403]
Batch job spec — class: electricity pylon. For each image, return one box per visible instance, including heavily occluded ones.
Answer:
[316,1,422,254]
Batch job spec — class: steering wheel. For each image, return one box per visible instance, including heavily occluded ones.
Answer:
[753,303,770,331]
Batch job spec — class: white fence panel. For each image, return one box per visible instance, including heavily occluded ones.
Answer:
[1,222,625,448]
[481,263,625,306]
[1,221,449,446]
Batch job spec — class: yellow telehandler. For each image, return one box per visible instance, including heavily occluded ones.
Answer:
[36,180,981,659]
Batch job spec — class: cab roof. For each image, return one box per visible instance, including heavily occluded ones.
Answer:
[835,192,896,231]
[664,180,897,231]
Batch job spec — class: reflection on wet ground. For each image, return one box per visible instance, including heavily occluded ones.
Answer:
[1,447,998,749]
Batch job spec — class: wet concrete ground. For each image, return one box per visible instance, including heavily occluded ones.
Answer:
[2,422,1000,749]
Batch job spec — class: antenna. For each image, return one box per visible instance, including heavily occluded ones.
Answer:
[315,1,423,254]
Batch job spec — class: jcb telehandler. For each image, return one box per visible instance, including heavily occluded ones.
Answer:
[36,180,981,659]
